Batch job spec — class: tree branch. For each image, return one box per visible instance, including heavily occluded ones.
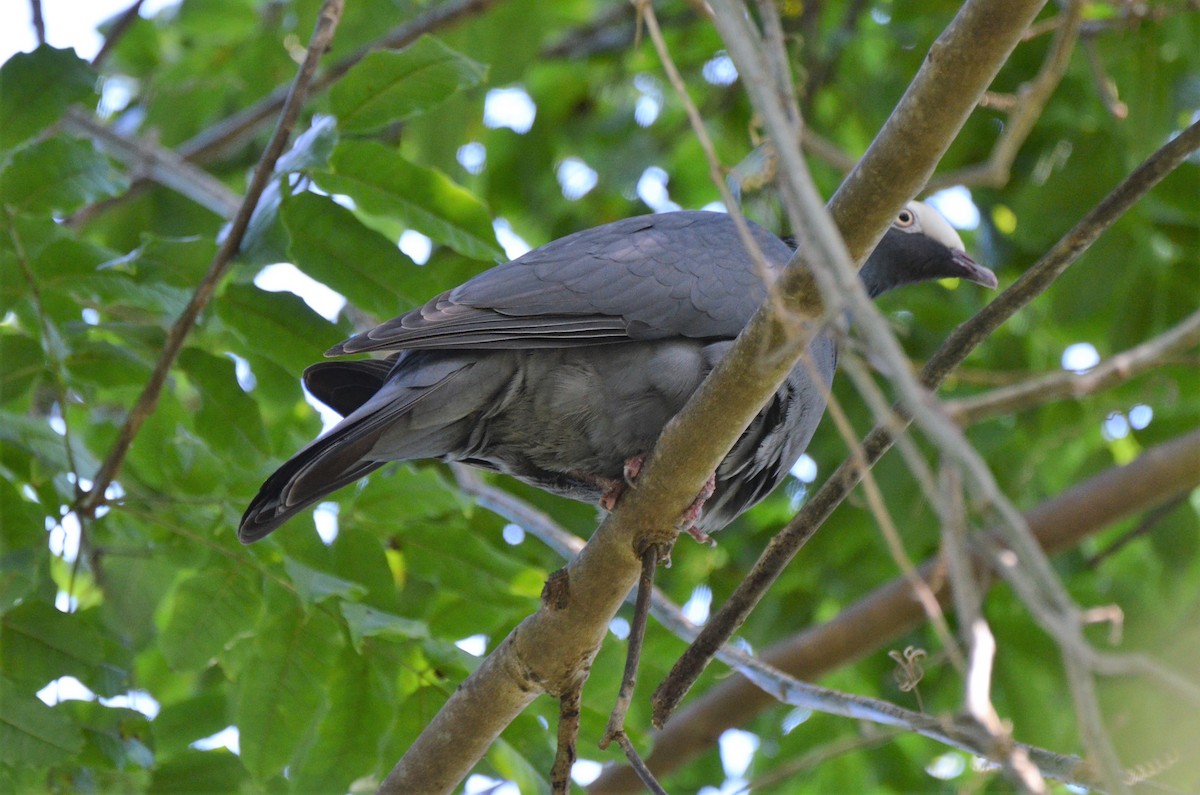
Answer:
[63,108,241,221]
[383,1,1054,790]
[593,427,1200,791]
[946,307,1200,425]
[74,0,345,517]
[653,0,1050,726]
[928,0,1084,192]
[656,116,1200,729]
[178,0,507,165]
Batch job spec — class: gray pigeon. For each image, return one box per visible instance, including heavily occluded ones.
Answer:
[239,203,995,543]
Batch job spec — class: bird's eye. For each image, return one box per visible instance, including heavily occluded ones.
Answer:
[895,209,915,228]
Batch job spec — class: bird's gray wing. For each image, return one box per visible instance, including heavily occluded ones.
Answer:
[331,211,790,355]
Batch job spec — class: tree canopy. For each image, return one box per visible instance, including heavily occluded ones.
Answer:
[1,1,1198,793]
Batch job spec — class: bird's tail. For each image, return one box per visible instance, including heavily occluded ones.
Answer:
[238,418,386,543]
[239,353,487,543]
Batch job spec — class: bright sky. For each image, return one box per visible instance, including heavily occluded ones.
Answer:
[1,1,180,62]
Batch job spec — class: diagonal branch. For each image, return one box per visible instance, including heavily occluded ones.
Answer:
[928,0,1085,191]
[381,2,1051,792]
[178,0,507,165]
[593,427,1200,791]
[74,0,346,517]
[945,307,1200,425]
[654,116,1200,729]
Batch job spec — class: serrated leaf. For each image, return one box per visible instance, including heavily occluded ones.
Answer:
[283,557,368,604]
[178,347,269,458]
[0,602,110,692]
[0,676,84,766]
[331,36,487,133]
[216,283,344,374]
[0,333,44,405]
[318,140,499,261]
[234,603,341,781]
[286,646,397,792]
[0,136,127,214]
[282,191,414,319]
[340,602,429,650]
[160,566,261,672]
[0,46,96,150]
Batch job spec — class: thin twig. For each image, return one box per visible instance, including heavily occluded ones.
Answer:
[602,544,660,750]
[29,0,45,45]
[946,307,1200,425]
[74,0,346,518]
[611,733,667,795]
[63,108,241,222]
[1085,496,1189,569]
[91,0,145,68]
[551,684,582,795]
[929,0,1085,191]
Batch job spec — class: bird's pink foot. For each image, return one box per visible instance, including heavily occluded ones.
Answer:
[679,473,717,545]
[599,453,648,511]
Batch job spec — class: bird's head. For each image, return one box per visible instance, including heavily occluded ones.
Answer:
[859,201,997,298]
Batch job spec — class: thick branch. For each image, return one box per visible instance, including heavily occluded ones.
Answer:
[653,116,1200,727]
[828,0,1049,263]
[593,427,1200,791]
[384,1,1056,790]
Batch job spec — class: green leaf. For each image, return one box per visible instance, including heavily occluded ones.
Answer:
[318,140,499,261]
[340,602,429,650]
[0,46,96,150]
[0,676,84,766]
[275,114,338,174]
[282,191,416,319]
[0,136,127,215]
[216,283,345,374]
[0,333,44,405]
[331,36,487,133]
[150,690,230,758]
[148,748,247,794]
[0,603,114,693]
[160,566,261,672]
[286,646,397,792]
[178,347,269,459]
[233,601,341,781]
[283,557,369,604]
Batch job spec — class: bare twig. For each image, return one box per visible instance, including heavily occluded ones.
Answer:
[1086,496,1189,569]
[63,108,241,221]
[611,734,667,795]
[939,464,1045,793]
[551,684,582,795]
[593,428,1200,791]
[601,545,661,752]
[929,0,1085,191]
[946,307,1200,425]
[30,0,45,45]
[178,0,506,165]
[74,0,346,518]
[91,0,146,68]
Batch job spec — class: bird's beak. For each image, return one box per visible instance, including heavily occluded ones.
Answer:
[951,250,998,290]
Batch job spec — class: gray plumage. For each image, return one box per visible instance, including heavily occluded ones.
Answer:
[240,203,995,543]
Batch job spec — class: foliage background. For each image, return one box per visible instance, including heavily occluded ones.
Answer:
[1,0,1197,792]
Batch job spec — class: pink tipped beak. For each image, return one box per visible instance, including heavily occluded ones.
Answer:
[953,250,998,289]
